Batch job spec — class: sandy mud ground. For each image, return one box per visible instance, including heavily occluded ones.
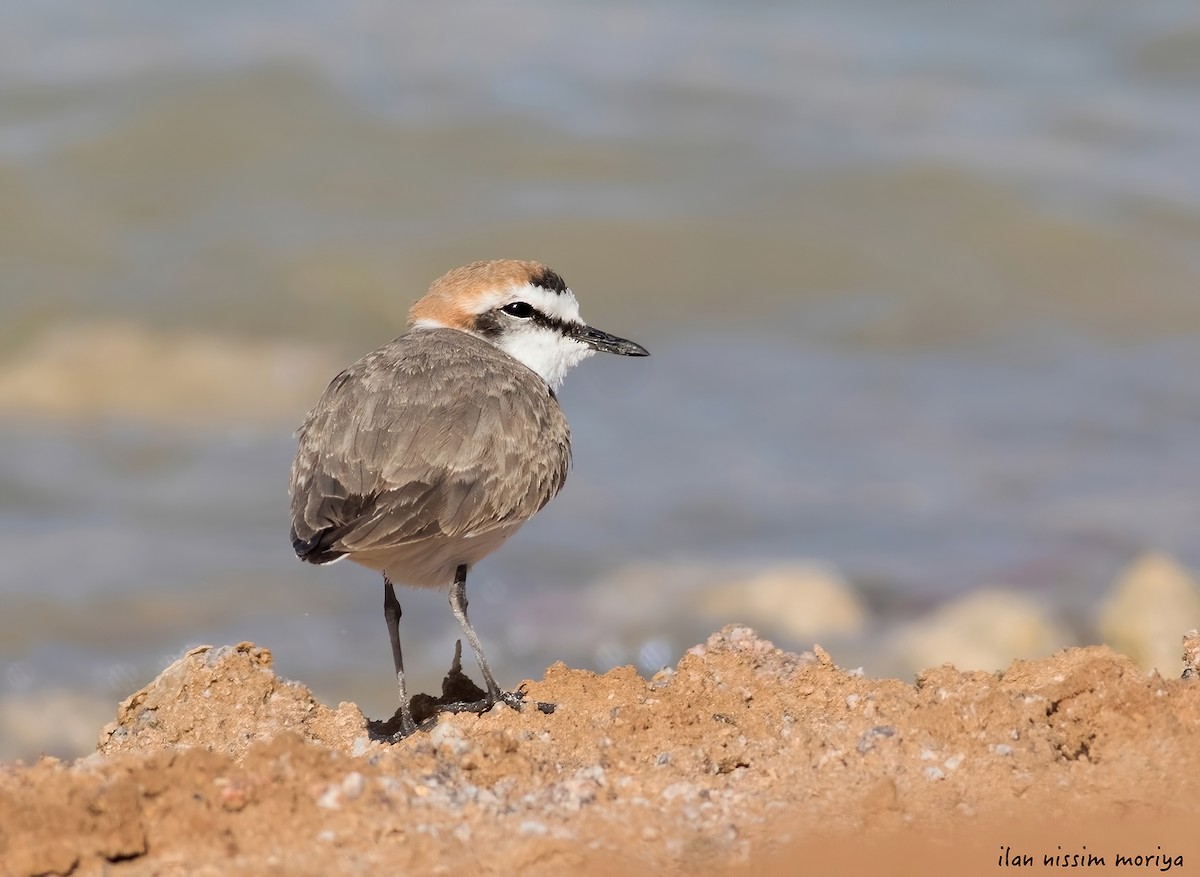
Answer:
[2,626,1198,876]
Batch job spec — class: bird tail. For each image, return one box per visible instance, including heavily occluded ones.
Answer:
[291,526,349,565]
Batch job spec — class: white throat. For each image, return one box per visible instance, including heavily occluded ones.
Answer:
[495,327,594,389]
[492,284,595,388]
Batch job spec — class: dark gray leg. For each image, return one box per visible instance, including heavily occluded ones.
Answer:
[383,576,417,736]
[448,564,503,704]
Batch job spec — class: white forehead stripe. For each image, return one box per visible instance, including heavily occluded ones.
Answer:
[409,283,582,332]
[476,283,585,324]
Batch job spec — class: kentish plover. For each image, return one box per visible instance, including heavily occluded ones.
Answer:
[289,260,648,735]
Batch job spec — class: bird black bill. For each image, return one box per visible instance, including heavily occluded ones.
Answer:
[572,325,650,357]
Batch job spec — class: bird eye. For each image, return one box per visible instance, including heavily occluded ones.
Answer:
[501,302,534,318]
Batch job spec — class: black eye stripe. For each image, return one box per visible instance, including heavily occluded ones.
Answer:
[507,306,579,336]
[472,311,504,338]
[530,309,575,334]
[477,304,580,338]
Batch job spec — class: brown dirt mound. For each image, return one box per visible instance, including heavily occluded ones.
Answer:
[2,626,1198,877]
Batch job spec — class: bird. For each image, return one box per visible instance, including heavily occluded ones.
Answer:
[288,259,648,736]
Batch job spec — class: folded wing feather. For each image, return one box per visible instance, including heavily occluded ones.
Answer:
[289,329,571,565]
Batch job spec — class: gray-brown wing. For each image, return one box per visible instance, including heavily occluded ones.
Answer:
[289,329,571,563]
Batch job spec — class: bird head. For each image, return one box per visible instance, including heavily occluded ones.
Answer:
[408,260,649,388]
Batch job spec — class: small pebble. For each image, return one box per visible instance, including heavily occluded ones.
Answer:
[316,786,341,810]
[341,771,365,800]
[661,781,698,801]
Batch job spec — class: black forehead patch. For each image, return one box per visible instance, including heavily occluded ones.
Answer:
[529,266,568,294]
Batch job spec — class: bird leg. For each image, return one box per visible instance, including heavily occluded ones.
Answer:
[448,564,508,706]
[446,564,558,717]
[383,576,417,737]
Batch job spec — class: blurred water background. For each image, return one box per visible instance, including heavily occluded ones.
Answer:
[4,0,1200,758]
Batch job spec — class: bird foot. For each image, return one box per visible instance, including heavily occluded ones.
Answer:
[368,641,557,741]
[387,716,419,743]
[379,689,555,741]
[434,640,555,717]
[435,688,555,717]
[367,706,424,742]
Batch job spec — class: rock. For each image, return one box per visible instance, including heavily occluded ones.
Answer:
[1097,554,1200,674]
[97,642,370,761]
[893,589,1073,673]
[699,563,867,641]
[1183,629,1199,680]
